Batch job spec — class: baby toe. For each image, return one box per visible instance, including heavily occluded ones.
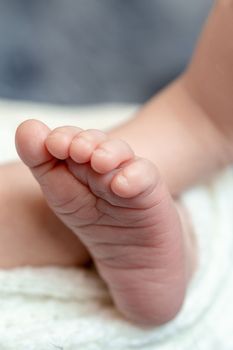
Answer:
[70,129,107,163]
[111,158,159,198]
[91,139,134,174]
[45,126,83,159]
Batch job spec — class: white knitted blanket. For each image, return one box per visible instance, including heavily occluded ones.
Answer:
[0,100,233,350]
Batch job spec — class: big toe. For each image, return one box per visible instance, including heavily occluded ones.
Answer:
[15,119,52,168]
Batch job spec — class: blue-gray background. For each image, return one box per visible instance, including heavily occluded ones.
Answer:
[0,0,212,104]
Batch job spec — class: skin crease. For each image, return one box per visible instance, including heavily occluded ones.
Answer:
[0,0,233,325]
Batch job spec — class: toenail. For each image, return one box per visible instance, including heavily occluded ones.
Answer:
[72,137,91,149]
[79,133,94,142]
[115,174,129,187]
[48,131,66,139]
[93,148,110,158]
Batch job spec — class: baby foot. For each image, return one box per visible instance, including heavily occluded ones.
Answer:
[16,119,188,326]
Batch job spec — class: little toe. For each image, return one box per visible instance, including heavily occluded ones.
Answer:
[15,119,52,168]
[111,158,159,198]
[91,139,134,174]
[69,129,107,163]
[45,126,83,160]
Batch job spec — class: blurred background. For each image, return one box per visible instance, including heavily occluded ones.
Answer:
[0,0,212,105]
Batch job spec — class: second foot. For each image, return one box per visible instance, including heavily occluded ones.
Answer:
[16,119,190,326]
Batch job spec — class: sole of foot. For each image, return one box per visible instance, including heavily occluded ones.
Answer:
[16,119,187,326]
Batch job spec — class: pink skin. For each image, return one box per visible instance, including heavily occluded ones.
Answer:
[15,119,187,326]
